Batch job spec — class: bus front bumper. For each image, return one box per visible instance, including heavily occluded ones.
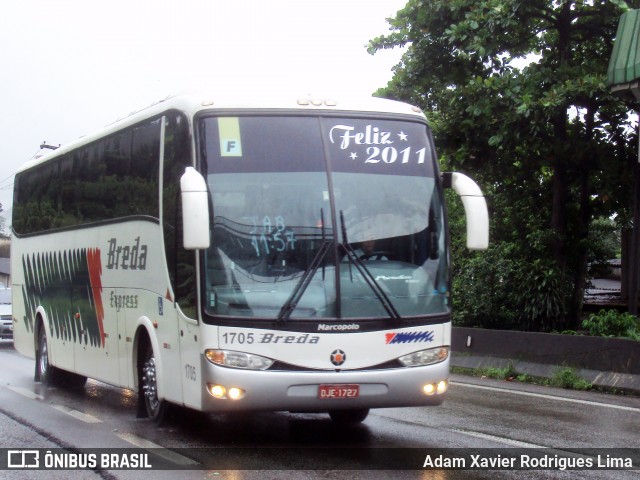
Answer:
[198,356,450,413]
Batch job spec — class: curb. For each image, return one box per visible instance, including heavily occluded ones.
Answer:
[451,326,640,394]
[450,353,640,394]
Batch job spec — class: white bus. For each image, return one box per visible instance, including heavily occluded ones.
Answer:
[12,93,488,424]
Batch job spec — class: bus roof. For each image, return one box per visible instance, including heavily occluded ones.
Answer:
[17,92,426,174]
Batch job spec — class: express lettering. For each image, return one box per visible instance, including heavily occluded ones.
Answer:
[107,237,148,270]
[110,291,139,312]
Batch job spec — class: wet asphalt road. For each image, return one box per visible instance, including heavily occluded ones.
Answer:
[0,339,638,479]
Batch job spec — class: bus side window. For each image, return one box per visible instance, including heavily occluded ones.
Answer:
[162,112,197,319]
[14,160,60,234]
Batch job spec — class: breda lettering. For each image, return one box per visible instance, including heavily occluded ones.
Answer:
[107,237,148,270]
[259,333,320,344]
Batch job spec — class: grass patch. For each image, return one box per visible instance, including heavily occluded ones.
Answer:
[451,363,519,381]
[549,366,592,390]
[450,364,592,391]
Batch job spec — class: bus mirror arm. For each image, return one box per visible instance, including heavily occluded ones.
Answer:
[180,167,211,250]
[442,172,489,250]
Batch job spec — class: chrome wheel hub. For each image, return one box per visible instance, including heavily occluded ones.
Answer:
[142,357,159,406]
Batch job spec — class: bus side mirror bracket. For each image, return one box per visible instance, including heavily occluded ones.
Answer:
[180,167,211,250]
[442,172,489,250]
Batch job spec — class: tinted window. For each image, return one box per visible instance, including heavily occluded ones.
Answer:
[162,112,197,317]
[13,118,162,235]
[13,161,60,233]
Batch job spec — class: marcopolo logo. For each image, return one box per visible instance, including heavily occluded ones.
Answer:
[385,330,435,344]
[317,323,360,332]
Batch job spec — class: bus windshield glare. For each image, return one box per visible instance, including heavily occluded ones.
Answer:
[200,116,448,320]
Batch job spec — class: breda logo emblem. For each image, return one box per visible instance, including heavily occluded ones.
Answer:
[330,349,346,366]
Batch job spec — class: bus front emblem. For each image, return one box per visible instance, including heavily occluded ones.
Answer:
[330,349,346,366]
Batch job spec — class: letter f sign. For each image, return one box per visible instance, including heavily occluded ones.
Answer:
[221,138,242,156]
[218,117,243,157]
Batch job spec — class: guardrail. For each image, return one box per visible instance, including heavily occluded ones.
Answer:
[452,327,639,375]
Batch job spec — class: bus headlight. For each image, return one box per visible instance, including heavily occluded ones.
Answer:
[423,380,448,396]
[209,384,226,398]
[399,347,449,367]
[205,349,274,370]
[207,384,246,400]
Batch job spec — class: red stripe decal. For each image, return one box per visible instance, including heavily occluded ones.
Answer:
[87,248,105,348]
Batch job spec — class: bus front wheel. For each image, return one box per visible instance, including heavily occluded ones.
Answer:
[141,344,168,423]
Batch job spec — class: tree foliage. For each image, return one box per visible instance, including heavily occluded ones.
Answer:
[583,309,640,339]
[370,0,639,331]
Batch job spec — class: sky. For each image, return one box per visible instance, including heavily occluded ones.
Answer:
[0,0,409,225]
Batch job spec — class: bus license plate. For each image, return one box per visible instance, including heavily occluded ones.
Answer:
[318,384,359,399]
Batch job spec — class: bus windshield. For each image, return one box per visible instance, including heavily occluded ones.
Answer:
[200,115,448,321]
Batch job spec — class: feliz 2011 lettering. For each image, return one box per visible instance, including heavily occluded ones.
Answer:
[365,145,426,164]
[107,237,148,270]
[329,124,394,149]
[329,124,427,165]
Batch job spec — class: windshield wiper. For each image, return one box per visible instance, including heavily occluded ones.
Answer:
[277,208,331,324]
[277,239,331,323]
[339,210,401,322]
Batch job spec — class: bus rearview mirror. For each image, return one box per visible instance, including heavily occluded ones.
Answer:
[442,172,489,250]
[180,167,211,250]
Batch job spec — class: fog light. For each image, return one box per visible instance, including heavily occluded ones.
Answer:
[436,380,448,394]
[423,383,435,395]
[228,387,245,400]
[208,384,226,399]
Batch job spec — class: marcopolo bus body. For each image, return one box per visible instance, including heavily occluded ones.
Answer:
[11,93,488,423]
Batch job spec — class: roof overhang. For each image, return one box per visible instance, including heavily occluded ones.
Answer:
[608,10,640,98]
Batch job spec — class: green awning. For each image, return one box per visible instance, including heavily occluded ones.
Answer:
[608,10,640,87]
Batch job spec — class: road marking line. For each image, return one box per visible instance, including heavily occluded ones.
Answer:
[115,432,199,466]
[448,428,546,448]
[6,386,45,401]
[451,381,640,413]
[447,428,617,468]
[51,405,102,423]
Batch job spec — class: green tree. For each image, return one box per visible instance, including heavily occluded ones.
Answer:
[370,0,638,330]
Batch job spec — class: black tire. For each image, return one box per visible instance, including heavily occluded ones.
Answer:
[328,408,370,424]
[140,343,169,423]
[37,327,87,388]
[37,327,59,386]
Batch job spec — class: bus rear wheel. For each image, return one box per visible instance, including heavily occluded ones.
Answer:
[328,408,369,424]
[37,327,60,386]
[141,344,168,423]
